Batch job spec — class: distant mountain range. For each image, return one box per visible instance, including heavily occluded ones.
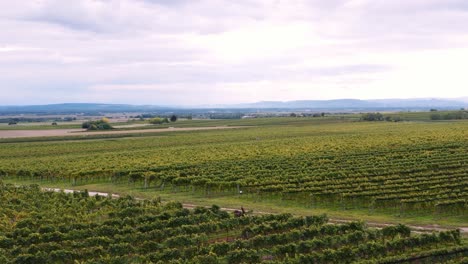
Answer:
[0,103,172,115]
[230,98,467,110]
[0,98,466,114]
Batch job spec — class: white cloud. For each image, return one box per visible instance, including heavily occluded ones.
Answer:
[0,0,467,105]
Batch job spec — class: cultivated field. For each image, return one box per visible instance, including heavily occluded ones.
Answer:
[1,116,467,262]
[0,126,245,139]
[0,184,466,263]
[0,117,466,225]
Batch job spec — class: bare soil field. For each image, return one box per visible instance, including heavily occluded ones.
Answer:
[0,129,85,138]
[0,126,245,138]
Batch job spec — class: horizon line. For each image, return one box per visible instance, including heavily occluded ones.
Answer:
[1,96,467,107]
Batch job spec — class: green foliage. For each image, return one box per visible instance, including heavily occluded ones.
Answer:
[430,110,468,120]
[361,112,384,121]
[81,118,113,130]
[149,117,170,124]
[0,184,465,263]
[362,112,404,122]
[0,121,467,217]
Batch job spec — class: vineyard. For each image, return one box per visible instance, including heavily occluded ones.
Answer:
[0,183,466,263]
[0,120,467,221]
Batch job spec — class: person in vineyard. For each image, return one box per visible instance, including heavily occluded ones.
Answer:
[233,206,246,217]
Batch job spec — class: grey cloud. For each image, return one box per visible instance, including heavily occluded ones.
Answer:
[0,0,467,105]
[16,0,242,34]
[15,0,268,35]
[22,0,130,33]
[332,1,468,36]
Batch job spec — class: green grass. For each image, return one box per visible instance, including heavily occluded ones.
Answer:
[0,122,81,130]
[385,110,467,121]
[114,116,357,129]
[0,114,364,131]
[0,119,148,130]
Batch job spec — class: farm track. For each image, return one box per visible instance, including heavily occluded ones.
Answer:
[0,126,248,138]
[42,187,468,235]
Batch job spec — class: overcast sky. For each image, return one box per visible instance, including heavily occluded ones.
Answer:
[1,0,468,105]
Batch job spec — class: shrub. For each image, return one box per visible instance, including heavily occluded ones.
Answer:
[81,118,113,130]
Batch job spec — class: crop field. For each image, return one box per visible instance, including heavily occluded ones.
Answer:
[0,118,467,225]
[0,183,466,263]
[0,126,245,139]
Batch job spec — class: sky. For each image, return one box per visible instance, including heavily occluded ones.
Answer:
[1,0,468,106]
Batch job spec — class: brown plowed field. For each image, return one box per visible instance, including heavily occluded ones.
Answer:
[0,126,246,138]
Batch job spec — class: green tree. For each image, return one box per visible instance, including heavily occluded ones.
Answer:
[149,117,162,124]
[149,117,169,124]
[362,112,384,121]
[430,113,441,120]
[81,119,113,130]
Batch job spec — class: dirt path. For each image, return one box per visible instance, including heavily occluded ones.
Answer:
[43,187,467,234]
[112,124,151,129]
[326,218,468,234]
[42,187,120,198]
[0,126,247,138]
